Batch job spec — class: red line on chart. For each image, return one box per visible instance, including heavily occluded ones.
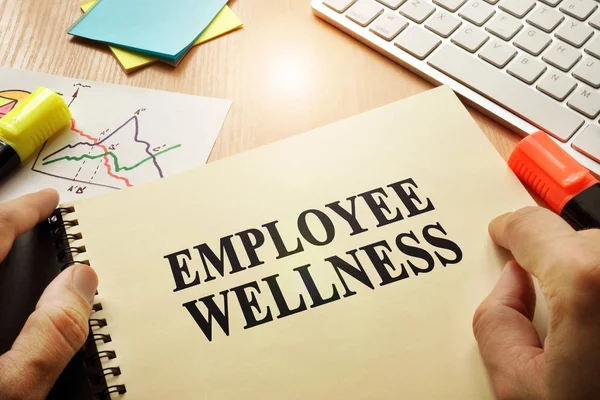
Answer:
[70,119,133,187]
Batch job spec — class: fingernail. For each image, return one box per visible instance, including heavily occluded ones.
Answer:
[72,266,98,304]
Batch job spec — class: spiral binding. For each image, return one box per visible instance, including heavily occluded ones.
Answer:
[50,208,127,399]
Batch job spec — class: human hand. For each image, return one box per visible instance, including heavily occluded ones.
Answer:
[0,189,98,400]
[473,206,600,400]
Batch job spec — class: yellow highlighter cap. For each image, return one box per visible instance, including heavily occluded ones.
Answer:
[0,87,71,161]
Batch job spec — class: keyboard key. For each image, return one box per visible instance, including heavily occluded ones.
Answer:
[573,125,600,163]
[433,0,467,12]
[394,25,442,59]
[556,18,594,48]
[459,1,496,26]
[567,85,600,118]
[573,57,600,88]
[514,27,552,55]
[483,0,500,5]
[425,10,462,37]
[560,0,597,21]
[451,24,490,52]
[346,0,384,26]
[399,0,436,23]
[586,36,600,59]
[370,12,409,40]
[485,13,523,40]
[375,0,406,9]
[526,6,564,33]
[508,55,547,83]
[539,0,562,7]
[479,39,517,67]
[498,0,535,18]
[543,42,582,71]
[324,0,357,12]
[590,10,600,29]
[427,45,584,141]
[537,69,578,100]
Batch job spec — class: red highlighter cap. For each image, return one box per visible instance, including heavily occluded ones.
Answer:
[508,131,598,214]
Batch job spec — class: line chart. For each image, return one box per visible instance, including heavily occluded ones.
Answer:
[0,68,231,204]
[29,86,183,193]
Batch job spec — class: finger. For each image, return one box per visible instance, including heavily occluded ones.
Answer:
[488,206,580,281]
[0,265,97,399]
[473,261,545,400]
[0,189,59,260]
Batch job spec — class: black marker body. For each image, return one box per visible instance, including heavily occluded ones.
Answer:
[561,183,600,230]
[0,140,21,182]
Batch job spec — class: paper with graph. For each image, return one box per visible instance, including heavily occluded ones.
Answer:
[0,68,231,202]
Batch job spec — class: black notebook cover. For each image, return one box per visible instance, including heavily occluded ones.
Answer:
[0,217,105,399]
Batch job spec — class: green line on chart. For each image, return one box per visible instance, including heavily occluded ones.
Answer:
[42,144,182,172]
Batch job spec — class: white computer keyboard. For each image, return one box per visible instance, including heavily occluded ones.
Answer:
[312,0,600,175]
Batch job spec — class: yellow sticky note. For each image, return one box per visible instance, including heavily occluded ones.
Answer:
[80,1,243,73]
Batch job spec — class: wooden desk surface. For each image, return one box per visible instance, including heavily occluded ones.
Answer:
[0,0,520,162]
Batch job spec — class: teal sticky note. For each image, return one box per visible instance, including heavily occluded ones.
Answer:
[68,0,228,63]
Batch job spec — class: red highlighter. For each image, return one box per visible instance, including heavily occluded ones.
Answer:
[508,131,600,231]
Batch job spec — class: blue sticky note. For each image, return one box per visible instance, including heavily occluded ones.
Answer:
[68,0,227,63]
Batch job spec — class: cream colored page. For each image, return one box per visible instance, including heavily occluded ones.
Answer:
[67,87,537,399]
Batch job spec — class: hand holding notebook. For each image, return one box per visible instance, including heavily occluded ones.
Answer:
[4,87,599,399]
[0,190,98,400]
[475,207,600,399]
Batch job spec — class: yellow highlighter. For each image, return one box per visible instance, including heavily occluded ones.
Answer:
[0,87,71,180]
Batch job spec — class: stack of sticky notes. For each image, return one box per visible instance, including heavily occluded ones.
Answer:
[69,0,243,73]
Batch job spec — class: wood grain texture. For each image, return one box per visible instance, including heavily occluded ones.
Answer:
[0,0,520,162]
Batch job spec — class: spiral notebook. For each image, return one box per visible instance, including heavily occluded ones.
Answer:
[51,87,544,399]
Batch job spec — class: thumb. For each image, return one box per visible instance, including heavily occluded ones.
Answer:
[473,261,545,399]
[0,264,98,400]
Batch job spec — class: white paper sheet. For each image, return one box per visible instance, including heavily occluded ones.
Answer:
[0,68,231,202]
